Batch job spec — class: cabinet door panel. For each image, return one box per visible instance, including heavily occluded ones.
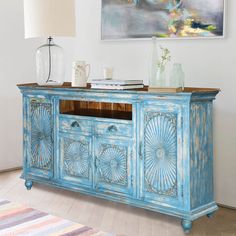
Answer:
[141,104,184,207]
[26,97,54,179]
[60,133,92,188]
[94,138,133,197]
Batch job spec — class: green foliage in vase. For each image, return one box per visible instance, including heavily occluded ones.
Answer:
[157,46,171,70]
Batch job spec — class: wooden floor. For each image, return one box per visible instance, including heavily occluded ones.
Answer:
[0,170,235,236]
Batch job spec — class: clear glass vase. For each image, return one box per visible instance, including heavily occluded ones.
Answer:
[156,66,166,87]
[149,37,158,87]
[36,38,65,86]
[169,63,185,89]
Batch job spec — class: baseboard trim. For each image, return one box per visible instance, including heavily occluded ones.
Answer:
[218,203,236,211]
[0,167,22,174]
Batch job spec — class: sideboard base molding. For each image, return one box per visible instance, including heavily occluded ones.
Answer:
[22,177,218,222]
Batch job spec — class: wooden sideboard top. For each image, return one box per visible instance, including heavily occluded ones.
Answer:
[17,82,220,95]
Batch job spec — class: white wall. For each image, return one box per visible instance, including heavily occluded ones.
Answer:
[0,0,39,171]
[58,0,236,207]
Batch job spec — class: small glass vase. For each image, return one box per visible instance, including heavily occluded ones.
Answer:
[169,63,185,89]
[156,66,166,87]
[149,37,158,87]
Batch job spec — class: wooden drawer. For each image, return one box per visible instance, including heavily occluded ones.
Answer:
[59,116,92,134]
[95,121,132,138]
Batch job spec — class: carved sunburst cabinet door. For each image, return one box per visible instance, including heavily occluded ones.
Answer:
[63,138,90,178]
[142,107,183,207]
[60,134,92,188]
[94,138,133,197]
[144,112,177,196]
[28,98,54,179]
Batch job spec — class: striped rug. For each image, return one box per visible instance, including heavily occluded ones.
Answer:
[0,199,115,236]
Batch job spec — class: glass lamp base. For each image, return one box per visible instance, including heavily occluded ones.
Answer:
[36,37,65,86]
[41,80,64,86]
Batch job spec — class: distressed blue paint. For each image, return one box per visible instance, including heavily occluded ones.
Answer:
[181,219,192,233]
[25,180,33,190]
[94,137,133,197]
[30,101,53,169]
[18,84,219,233]
[60,133,93,188]
[60,116,92,134]
[95,122,132,138]
[190,101,214,210]
[25,97,54,180]
[144,112,177,196]
[141,103,184,209]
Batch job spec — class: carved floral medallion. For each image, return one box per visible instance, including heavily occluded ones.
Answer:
[144,112,177,196]
[63,138,90,178]
[30,102,53,170]
[97,144,127,186]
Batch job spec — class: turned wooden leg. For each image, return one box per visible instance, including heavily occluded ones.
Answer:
[207,211,216,218]
[181,219,192,234]
[25,180,33,190]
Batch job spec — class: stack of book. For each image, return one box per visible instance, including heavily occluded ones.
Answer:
[91,79,144,90]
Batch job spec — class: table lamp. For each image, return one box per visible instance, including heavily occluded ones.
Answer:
[24,0,76,86]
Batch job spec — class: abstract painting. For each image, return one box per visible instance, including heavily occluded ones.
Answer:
[101,0,225,39]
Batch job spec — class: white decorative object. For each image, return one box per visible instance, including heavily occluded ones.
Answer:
[103,67,113,79]
[24,0,76,38]
[72,61,91,87]
[23,0,76,86]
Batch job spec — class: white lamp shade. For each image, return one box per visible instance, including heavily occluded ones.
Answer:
[24,0,76,38]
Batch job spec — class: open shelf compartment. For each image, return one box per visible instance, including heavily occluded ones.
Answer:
[60,100,132,120]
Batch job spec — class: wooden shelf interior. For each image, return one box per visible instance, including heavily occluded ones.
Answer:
[60,100,132,120]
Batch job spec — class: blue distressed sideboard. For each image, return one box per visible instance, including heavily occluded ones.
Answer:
[18,83,220,233]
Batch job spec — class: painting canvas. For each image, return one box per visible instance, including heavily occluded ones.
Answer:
[101,0,225,39]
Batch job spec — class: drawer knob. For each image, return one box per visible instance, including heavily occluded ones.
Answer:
[107,125,118,133]
[71,121,80,128]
